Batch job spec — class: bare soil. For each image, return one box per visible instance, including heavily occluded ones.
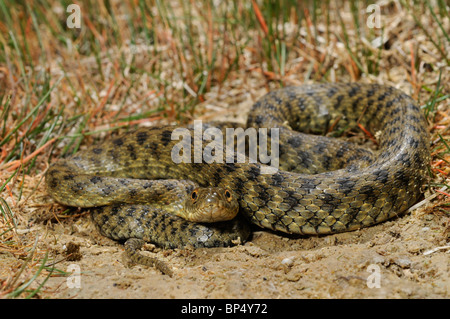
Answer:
[16,190,449,298]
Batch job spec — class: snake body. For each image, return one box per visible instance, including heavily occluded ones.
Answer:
[46,83,430,252]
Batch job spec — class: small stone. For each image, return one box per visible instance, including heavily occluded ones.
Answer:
[392,256,412,269]
[281,257,294,267]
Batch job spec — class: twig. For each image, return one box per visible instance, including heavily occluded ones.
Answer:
[423,245,450,256]
[1,138,57,172]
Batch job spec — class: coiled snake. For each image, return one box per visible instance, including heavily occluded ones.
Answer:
[46,83,430,275]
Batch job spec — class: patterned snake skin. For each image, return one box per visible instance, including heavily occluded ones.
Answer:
[46,83,430,251]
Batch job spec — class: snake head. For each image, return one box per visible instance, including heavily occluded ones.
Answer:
[184,187,239,223]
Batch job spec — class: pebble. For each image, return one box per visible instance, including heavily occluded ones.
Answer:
[392,256,412,268]
[281,257,294,267]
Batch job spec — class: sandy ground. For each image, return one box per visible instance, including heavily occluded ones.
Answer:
[16,190,448,299]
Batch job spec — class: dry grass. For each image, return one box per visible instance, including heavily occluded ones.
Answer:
[0,0,448,298]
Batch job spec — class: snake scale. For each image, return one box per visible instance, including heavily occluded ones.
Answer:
[46,83,430,275]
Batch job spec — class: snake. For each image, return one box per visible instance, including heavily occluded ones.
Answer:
[45,83,430,276]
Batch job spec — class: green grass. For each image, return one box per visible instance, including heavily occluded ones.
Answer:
[0,0,449,298]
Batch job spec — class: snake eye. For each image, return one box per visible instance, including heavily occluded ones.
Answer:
[224,189,232,201]
[191,190,198,202]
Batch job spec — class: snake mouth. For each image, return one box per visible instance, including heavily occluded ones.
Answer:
[185,207,238,223]
[203,203,239,223]
[187,201,238,223]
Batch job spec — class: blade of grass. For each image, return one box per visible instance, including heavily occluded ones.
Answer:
[8,251,50,298]
[0,76,62,148]
[425,0,450,43]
